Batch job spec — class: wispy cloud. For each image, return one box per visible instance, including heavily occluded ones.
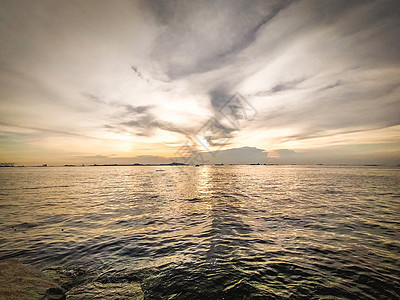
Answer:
[0,122,99,140]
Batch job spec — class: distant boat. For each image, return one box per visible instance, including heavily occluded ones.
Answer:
[0,163,14,167]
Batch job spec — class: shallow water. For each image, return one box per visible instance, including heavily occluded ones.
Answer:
[0,165,399,299]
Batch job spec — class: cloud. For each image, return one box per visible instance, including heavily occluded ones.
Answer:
[0,121,99,140]
[144,0,293,79]
[254,78,308,96]
[131,65,150,83]
[1,0,400,164]
[239,0,400,145]
[172,146,268,165]
[82,93,189,137]
[252,74,400,144]
[320,80,344,91]
[269,145,400,166]
[75,146,268,165]
[76,154,170,165]
[117,103,189,137]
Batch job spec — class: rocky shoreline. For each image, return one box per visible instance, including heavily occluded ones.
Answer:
[0,259,144,299]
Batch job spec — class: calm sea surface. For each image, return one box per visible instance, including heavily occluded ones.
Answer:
[0,166,399,299]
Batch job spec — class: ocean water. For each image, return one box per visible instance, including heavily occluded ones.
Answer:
[0,165,399,299]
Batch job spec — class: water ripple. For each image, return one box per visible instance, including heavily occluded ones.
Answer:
[0,165,399,298]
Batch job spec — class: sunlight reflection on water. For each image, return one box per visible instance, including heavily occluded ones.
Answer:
[0,165,399,298]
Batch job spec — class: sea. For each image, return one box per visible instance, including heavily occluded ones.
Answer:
[0,165,399,299]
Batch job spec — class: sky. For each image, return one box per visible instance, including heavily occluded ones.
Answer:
[0,0,399,166]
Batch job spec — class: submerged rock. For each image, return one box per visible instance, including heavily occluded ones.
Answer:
[66,282,143,300]
[43,267,144,299]
[44,287,66,300]
[42,266,88,291]
[0,259,65,300]
[0,259,144,299]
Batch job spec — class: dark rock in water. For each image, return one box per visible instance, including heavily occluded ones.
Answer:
[42,266,89,290]
[44,287,65,300]
[66,282,143,300]
[0,259,64,300]
[0,260,144,299]
[43,266,144,299]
